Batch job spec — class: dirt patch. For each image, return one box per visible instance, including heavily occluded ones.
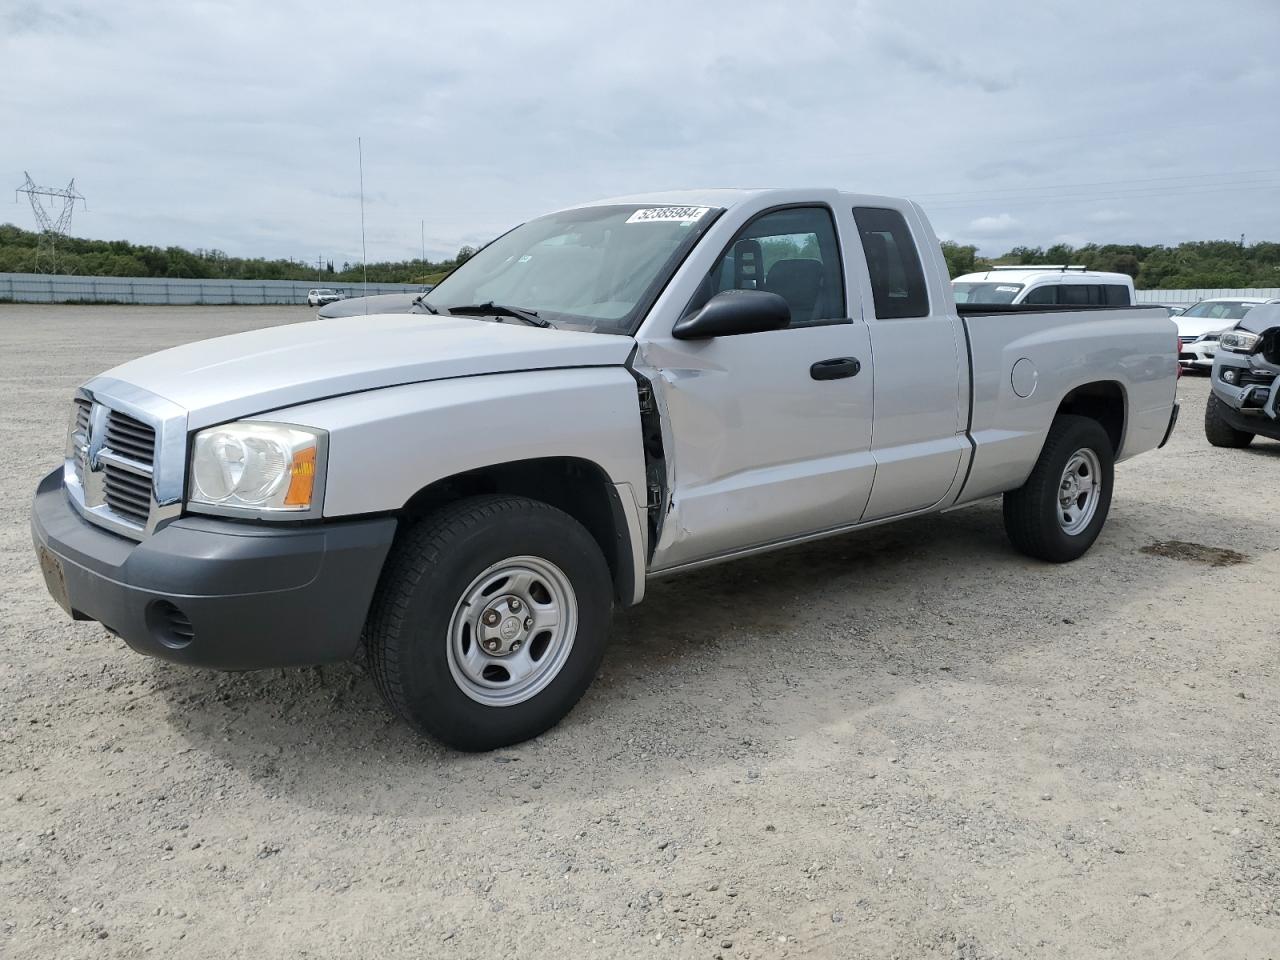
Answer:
[1140,539,1250,566]
[3,309,1280,960]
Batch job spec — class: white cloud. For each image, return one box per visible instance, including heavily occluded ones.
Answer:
[967,214,1020,236]
[2,0,1278,261]
[1086,209,1133,224]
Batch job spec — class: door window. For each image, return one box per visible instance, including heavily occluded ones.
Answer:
[687,206,846,326]
[852,207,929,319]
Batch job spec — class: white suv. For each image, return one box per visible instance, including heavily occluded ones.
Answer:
[306,288,341,307]
[952,266,1135,307]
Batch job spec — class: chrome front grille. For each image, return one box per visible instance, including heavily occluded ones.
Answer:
[72,398,91,474]
[64,379,187,540]
[103,410,156,466]
[102,460,153,526]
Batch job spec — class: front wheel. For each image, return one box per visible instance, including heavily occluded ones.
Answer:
[1003,415,1115,563]
[1204,393,1254,448]
[365,495,613,750]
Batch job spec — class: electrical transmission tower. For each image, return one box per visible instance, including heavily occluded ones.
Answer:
[15,172,86,273]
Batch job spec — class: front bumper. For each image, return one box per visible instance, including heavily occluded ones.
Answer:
[31,468,397,670]
[1211,356,1280,441]
[1179,341,1215,370]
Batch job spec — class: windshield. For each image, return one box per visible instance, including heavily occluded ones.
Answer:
[1180,300,1259,320]
[423,204,721,334]
[952,281,1023,304]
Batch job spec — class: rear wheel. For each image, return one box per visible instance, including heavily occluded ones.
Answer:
[1003,415,1115,563]
[1204,393,1254,448]
[365,495,613,751]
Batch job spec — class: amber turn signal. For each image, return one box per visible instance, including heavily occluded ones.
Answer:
[284,447,317,506]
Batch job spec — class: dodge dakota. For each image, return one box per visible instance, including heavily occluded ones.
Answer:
[32,189,1180,749]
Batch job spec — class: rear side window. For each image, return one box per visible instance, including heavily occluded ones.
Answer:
[852,207,929,319]
[1060,284,1103,306]
[1023,284,1058,305]
[1103,284,1131,305]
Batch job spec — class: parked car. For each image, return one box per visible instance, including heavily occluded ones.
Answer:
[952,266,1135,306]
[1175,297,1280,373]
[316,285,433,319]
[1205,302,1280,447]
[306,288,341,307]
[31,189,1179,750]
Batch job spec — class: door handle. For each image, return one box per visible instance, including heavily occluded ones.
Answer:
[810,357,861,381]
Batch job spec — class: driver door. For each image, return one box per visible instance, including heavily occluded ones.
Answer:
[643,205,876,571]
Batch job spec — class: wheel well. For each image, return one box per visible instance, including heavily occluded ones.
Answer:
[1055,381,1125,454]
[400,457,634,604]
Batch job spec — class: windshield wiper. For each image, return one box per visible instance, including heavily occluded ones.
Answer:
[411,292,439,314]
[446,301,552,328]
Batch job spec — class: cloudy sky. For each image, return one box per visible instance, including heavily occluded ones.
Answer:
[3,0,1278,264]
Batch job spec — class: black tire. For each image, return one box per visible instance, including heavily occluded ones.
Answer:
[1002,415,1115,563]
[365,495,613,751]
[1204,393,1254,448]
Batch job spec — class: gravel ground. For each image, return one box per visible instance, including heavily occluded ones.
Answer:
[1,305,1277,960]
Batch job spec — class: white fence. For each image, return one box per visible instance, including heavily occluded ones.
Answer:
[1136,288,1280,306]
[0,273,422,305]
[2,272,1277,308]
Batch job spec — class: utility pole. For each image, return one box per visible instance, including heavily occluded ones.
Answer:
[316,255,323,283]
[421,218,426,273]
[357,137,368,309]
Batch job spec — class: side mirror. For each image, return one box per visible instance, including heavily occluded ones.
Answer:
[672,289,791,340]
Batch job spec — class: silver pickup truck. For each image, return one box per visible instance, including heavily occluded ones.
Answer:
[32,189,1180,750]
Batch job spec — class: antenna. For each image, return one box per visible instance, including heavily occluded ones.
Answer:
[15,172,86,273]
[420,218,426,276]
[357,137,368,313]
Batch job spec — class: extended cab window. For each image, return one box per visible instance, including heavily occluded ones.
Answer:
[852,207,928,319]
[687,206,846,326]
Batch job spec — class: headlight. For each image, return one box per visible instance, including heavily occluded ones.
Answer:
[188,422,325,517]
[1219,331,1261,354]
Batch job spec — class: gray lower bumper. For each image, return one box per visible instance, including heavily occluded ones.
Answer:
[31,468,397,670]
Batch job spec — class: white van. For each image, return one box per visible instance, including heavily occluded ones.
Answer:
[953,266,1135,307]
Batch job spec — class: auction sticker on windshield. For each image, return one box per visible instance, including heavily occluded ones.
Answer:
[626,206,710,224]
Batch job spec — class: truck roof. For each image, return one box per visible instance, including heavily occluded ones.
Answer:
[953,268,1134,284]
[583,187,908,211]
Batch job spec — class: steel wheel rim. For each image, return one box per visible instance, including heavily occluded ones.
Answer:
[1057,447,1102,535]
[446,555,577,707]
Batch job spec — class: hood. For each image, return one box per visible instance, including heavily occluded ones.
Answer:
[1176,315,1238,339]
[1235,302,1280,334]
[316,292,426,318]
[100,313,635,429]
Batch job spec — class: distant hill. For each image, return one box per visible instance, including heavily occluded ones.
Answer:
[941,239,1280,288]
[3,222,1278,290]
[0,223,475,285]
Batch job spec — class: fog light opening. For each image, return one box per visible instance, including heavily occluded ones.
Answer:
[146,600,195,650]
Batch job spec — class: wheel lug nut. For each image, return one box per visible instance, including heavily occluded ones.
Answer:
[511,640,522,651]
[483,610,500,626]
[524,617,533,630]
[484,638,500,652]
[509,598,522,612]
